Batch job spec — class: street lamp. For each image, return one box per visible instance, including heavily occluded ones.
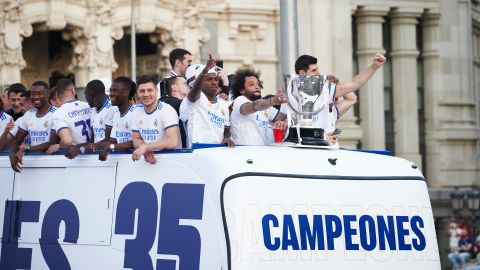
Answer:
[450,187,465,221]
[467,188,480,235]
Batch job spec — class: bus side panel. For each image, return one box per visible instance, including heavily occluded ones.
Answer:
[223,175,440,270]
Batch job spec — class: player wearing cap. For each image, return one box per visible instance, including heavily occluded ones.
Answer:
[180,54,234,147]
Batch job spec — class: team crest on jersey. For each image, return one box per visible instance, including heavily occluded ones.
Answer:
[125,122,129,129]
[44,121,48,128]
[154,119,158,127]
[138,120,144,125]
[100,118,104,126]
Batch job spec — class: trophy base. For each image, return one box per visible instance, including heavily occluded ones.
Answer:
[284,127,329,146]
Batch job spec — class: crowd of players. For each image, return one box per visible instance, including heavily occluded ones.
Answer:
[0,48,386,171]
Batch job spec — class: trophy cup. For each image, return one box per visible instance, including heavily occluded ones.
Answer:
[284,74,334,146]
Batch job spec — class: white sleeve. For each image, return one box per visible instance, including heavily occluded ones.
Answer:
[9,122,18,137]
[222,101,230,127]
[329,84,336,103]
[266,106,279,122]
[232,96,248,116]
[0,121,6,135]
[110,113,119,140]
[51,110,69,133]
[16,114,28,132]
[179,98,197,122]
[105,107,116,127]
[232,96,259,122]
[162,104,180,129]
[131,108,140,133]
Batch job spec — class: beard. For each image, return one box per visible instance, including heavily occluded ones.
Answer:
[245,92,261,101]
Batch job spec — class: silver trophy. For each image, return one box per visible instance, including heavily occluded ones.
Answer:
[284,74,334,145]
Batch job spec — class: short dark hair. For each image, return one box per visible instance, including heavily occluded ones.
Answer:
[8,83,26,96]
[22,90,32,103]
[164,76,181,96]
[295,55,317,74]
[136,75,157,89]
[56,78,75,97]
[169,48,191,69]
[231,69,261,99]
[113,76,137,100]
[49,86,57,101]
[85,79,105,97]
[31,80,49,90]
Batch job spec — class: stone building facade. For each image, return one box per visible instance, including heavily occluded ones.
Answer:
[0,0,479,268]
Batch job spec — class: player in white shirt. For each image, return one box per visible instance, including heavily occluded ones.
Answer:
[10,82,57,172]
[49,78,93,154]
[131,75,180,164]
[98,76,137,161]
[230,69,288,145]
[180,54,234,148]
[290,53,386,145]
[0,98,14,151]
[85,80,116,143]
[8,90,34,147]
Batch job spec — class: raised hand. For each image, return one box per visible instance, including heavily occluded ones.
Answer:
[372,53,386,69]
[202,53,217,75]
[270,91,288,106]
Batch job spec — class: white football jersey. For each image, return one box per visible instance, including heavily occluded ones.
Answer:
[111,105,135,144]
[91,98,116,143]
[10,116,31,145]
[131,101,179,146]
[0,111,13,136]
[180,92,230,148]
[14,106,57,146]
[230,95,279,145]
[51,99,93,145]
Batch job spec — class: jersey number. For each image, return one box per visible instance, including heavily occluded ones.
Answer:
[74,120,91,141]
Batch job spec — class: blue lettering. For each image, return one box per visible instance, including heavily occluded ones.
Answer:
[377,216,396,250]
[0,200,40,270]
[40,200,79,270]
[281,215,299,250]
[410,216,426,251]
[343,215,359,250]
[157,183,204,270]
[359,215,376,251]
[114,182,158,270]
[325,215,342,250]
[262,214,280,250]
[396,216,411,250]
[261,214,426,252]
[299,215,325,250]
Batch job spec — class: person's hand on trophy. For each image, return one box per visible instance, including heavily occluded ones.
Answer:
[329,74,340,84]
[326,132,339,146]
[372,53,386,70]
